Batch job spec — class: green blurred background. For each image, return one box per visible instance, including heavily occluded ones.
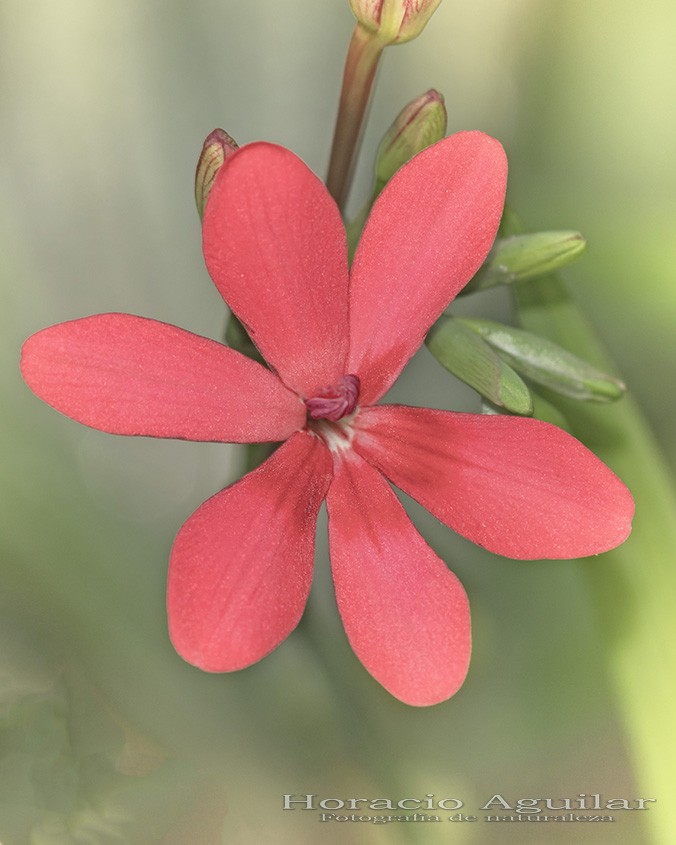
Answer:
[2,1,675,843]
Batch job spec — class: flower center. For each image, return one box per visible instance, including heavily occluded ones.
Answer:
[305,374,360,422]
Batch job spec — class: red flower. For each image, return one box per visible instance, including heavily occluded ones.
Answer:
[20,133,634,706]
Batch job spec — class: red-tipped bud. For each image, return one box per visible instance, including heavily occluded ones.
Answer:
[194,129,238,220]
[349,0,442,44]
[375,89,446,193]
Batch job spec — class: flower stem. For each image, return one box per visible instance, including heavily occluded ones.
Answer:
[298,599,440,844]
[514,273,676,844]
[326,24,385,214]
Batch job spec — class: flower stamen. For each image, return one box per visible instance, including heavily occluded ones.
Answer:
[306,374,360,422]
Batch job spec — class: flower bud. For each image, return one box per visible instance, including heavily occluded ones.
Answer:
[464,231,587,293]
[459,318,626,402]
[426,317,533,415]
[349,0,442,45]
[375,89,446,194]
[195,129,239,220]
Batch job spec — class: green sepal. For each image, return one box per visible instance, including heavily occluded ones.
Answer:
[458,317,625,402]
[462,231,586,294]
[426,317,533,415]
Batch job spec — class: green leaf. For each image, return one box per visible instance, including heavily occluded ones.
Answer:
[458,317,625,401]
[426,317,533,414]
[462,231,586,293]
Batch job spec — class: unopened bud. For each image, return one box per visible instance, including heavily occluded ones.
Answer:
[426,317,533,415]
[459,318,626,402]
[349,0,442,45]
[464,231,586,293]
[375,89,446,195]
[195,129,239,220]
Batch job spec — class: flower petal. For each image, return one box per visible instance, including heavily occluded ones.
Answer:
[354,405,635,559]
[20,314,305,442]
[326,452,471,706]
[203,142,349,397]
[348,132,507,404]
[168,431,332,671]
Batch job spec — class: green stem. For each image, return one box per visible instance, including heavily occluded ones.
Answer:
[514,274,676,843]
[298,600,443,844]
[326,24,385,214]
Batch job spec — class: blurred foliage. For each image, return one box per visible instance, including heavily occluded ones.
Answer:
[0,666,210,845]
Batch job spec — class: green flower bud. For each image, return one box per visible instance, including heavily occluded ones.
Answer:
[463,231,586,293]
[458,318,626,402]
[349,0,443,45]
[375,89,447,195]
[426,317,533,415]
[194,129,239,220]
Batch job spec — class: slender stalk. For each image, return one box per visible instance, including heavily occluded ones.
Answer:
[326,24,385,213]
[299,599,441,844]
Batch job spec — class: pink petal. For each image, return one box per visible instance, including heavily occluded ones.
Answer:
[203,143,349,397]
[348,132,507,404]
[354,405,635,559]
[20,314,305,442]
[326,452,471,706]
[168,431,332,671]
